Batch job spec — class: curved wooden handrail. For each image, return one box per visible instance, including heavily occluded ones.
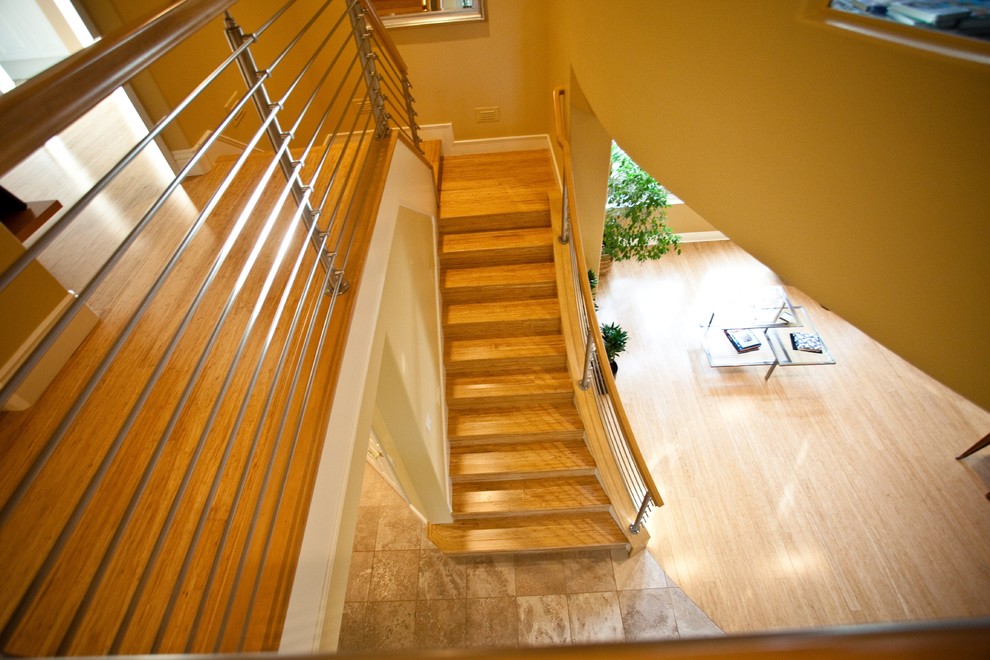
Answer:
[552,85,664,511]
[0,0,236,177]
[358,0,409,75]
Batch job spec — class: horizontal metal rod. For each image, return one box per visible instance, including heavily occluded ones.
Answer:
[0,58,268,410]
[0,0,237,176]
[222,109,377,650]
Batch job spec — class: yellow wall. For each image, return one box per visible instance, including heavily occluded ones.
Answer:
[389,0,553,140]
[70,0,990,409]
[667,204,718,235]
[548,0,990,411]
[77,0,364,153]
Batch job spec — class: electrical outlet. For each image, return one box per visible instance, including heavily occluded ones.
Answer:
[475,106,500,123]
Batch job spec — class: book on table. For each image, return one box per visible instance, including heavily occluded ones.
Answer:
[724,328,762,353]
[852,0,891,15]
[887,2,973,26]
[790,331,824,353]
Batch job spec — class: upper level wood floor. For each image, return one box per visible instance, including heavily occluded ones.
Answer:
[0,95,390,656]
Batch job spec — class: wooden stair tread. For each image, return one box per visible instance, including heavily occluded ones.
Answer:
[452,476,610,518]
[441,227,553,255]
[439,227,553,267]
[448,405,584,445]
[443,298,560,339]
[450,440,595,481]
[442,262,555,292]
[439,150,557,221]
[427,512,627,555]
[446,371,573,409]
[445,335,567,374]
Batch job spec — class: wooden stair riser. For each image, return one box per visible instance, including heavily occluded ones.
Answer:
[442,297,562,341]
[447,392,573,412]
[439,210,550,234]
[446,373,574,411]
[448,406,585,446]
[449,441,596,482]
[426,512,628,555]
[452,503,612,521]
[445,356,568,375]
[449,431,586,448]
[441,318,561,340]
[449,420,585,449]
[439,227,554,270]
[439,245,553,269]
[441,281,557,304]
[452,476,612,519]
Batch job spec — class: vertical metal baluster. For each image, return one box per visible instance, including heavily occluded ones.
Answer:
[225,12,348,294]
[579,325,595,391]
[402,76,420,148]
[348,1,391,140]
[630,493,653,534]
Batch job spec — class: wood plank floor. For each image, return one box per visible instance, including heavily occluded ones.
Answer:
[0,93,388,655]
[596,240,990,633]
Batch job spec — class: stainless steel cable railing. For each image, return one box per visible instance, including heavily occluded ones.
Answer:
[552,86,664,536]
[0,0,420,654]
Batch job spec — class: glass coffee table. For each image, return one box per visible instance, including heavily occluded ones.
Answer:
[701,286,835,380]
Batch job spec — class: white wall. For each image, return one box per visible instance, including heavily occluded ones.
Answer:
[372,205,450,521]
[278,138,438,653]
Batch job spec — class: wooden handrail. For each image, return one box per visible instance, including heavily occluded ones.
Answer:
[358,0,409,75]
[0,0,235,177]
[552,85,664,512]
[349,618,989,657]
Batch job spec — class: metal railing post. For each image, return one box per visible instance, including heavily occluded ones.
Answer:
[559,180,571,244]
[348,1,391,140]
[629,493,652,534]
[402,76,421,148]
[224,13,348,294]
[579,325,595,391]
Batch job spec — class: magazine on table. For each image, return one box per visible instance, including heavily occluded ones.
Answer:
[725,328,762,353]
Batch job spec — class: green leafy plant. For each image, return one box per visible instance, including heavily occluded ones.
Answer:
[604,142,681,262]
[600,321,628,363]
[587,269,599,310]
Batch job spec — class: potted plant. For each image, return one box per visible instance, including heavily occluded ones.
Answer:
[600,142,681,275]
[600,321,628,375]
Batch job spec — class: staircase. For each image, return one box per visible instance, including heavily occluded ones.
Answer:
[426,149,627,555]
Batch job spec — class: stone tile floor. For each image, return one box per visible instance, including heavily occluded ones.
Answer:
[338,464,723,651]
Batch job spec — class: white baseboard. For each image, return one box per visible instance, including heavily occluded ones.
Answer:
[679,231,729,243]
[418,123,552,156]
[417,123,560,187]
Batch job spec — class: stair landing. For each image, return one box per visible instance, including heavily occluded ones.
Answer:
[439,150,560,233]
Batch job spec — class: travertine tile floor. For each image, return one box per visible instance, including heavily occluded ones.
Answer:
[338,463,723,651]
